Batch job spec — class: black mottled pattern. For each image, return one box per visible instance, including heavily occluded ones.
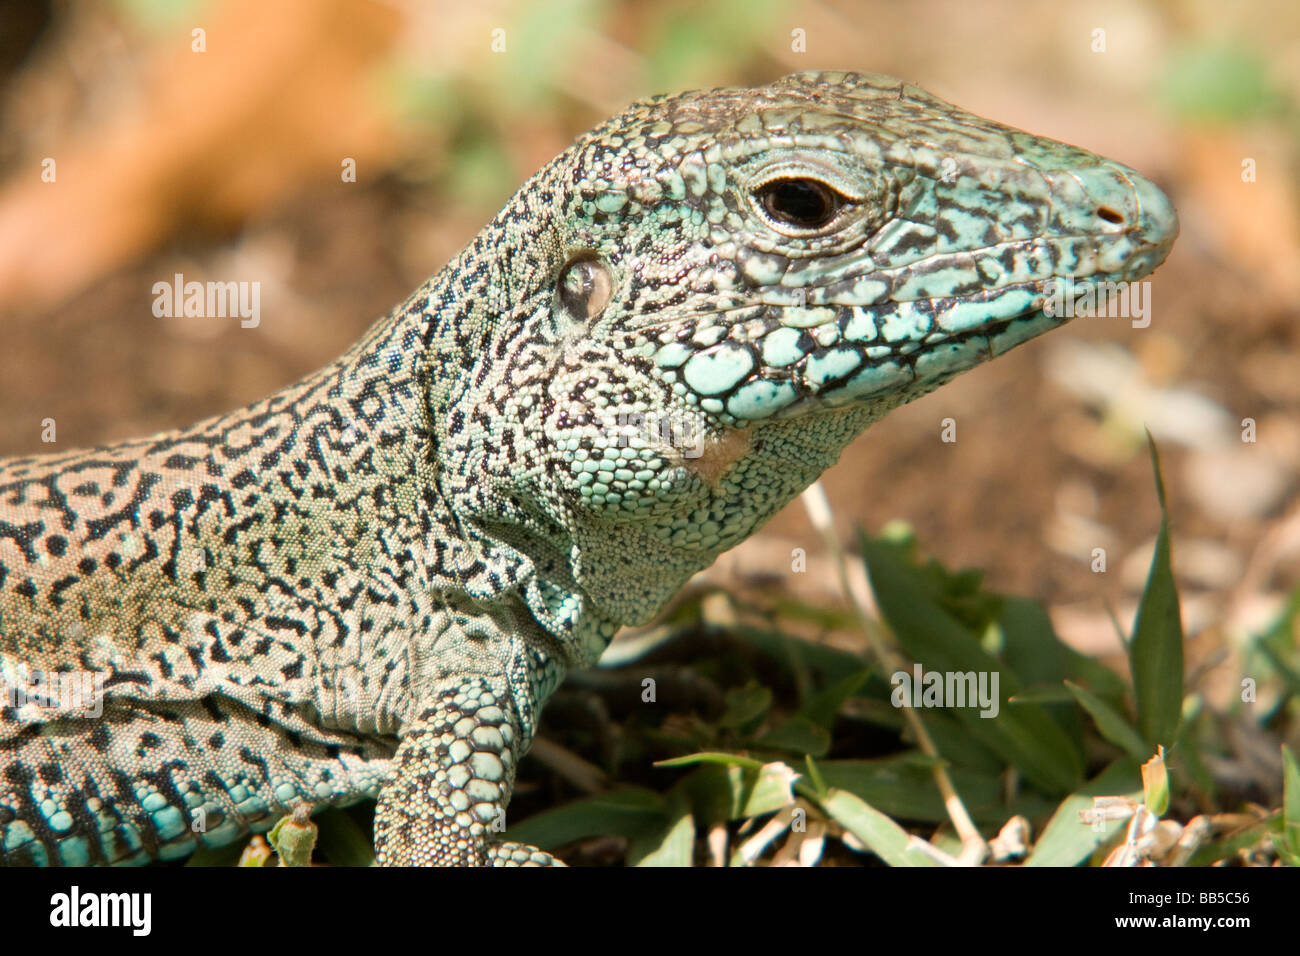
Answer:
[0,72,1176,866]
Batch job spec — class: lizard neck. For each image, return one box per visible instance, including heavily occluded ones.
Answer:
[419,224,625,671]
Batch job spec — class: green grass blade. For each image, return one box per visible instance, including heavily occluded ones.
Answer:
[1282,745,1300,865]
[1129,436,1185,749]
[505,788,667,850]
[631,791,695,867]
[861,534,1084,793]
[1065,680,1151,762]
[820,789,940,866]
[1025,759,1141,866]
[819,755,1055,824]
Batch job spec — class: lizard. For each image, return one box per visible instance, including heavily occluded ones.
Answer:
[0,71,1177,866]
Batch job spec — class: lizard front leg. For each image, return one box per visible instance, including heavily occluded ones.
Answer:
[373,675,560,866]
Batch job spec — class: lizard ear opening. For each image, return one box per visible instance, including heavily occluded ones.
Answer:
[557,255,613,320]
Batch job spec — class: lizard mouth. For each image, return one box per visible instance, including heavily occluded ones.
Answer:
[662,224,1178,427]
[654,288,1062,426]
[761,299,1063,422]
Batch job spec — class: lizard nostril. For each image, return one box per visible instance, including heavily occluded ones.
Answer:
[1096,206,1125,226]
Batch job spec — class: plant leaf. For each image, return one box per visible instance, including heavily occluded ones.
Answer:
[820,789,940,867]
[1025,759,1142,867]
[1066,680,1150,762]
[1129,435,1185,749]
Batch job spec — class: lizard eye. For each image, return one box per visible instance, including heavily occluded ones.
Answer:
[558,255,613,320]
[754,178,846,231]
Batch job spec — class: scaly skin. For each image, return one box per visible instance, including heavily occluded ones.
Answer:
[0,72,1177,866]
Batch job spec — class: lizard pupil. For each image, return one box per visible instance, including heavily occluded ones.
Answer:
[757,178,842,229]
[558,256,613,320]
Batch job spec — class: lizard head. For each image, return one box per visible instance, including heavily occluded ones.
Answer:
[439,71,1178,629]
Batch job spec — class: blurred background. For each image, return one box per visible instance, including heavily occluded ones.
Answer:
[0,0,1296,720]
